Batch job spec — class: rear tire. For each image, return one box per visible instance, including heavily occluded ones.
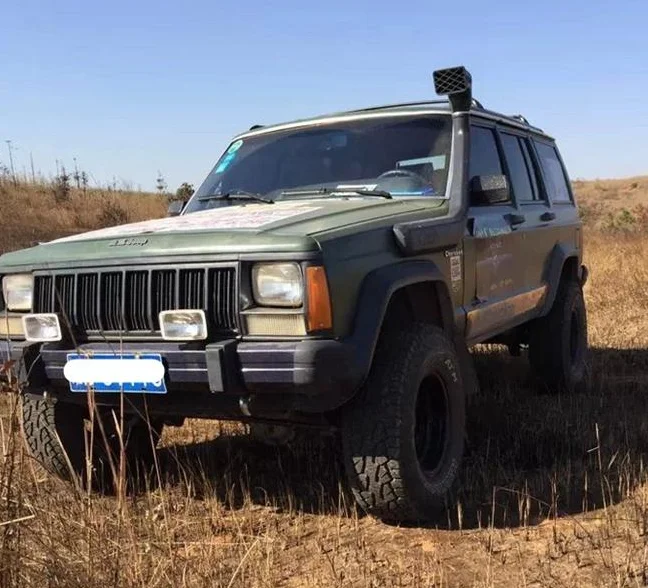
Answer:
[21,393,162,491]
[529,280,589,394]
[341,323,465,523]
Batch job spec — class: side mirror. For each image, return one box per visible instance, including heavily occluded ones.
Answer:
[470,175,510,205]
[167,200,185,217]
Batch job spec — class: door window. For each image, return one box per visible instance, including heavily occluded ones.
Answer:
[469,126,502,181]
[500,133,535,203]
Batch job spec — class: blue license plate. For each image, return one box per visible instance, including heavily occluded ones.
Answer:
[65,353,167,394]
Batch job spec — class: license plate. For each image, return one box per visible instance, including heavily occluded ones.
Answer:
[64,353,167,394]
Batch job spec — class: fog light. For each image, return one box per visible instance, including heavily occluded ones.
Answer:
[22,314,62,342]
[159,310,207,341]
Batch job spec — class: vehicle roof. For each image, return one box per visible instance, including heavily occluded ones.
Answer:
[236,99,554,141]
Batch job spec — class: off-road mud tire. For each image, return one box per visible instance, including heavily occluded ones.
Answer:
[341,323,465,523]
[21,393,162,491]
[529,280,588,394]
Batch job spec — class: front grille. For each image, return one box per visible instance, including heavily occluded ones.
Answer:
[33,265,238,337]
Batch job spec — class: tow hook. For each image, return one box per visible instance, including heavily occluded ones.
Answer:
[239,396,252,417]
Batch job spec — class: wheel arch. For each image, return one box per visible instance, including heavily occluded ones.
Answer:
[346,260,469,393]
[539,243,586,317]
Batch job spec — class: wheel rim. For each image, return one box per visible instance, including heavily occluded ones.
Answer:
[414,373,449,475]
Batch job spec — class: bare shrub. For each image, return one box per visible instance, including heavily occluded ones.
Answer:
[97,198,129,227]
[52,167,71,204]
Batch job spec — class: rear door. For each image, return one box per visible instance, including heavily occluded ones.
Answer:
[531,139,583,264]
[497,130,553,300]
[463,124,528,343]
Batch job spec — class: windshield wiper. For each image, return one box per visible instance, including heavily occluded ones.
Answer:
[198,190,274,204]
[281,187,392,200]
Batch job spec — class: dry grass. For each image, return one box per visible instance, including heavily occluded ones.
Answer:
[0,180,166,254]
[573,177,648,232]
[0,177,648,586]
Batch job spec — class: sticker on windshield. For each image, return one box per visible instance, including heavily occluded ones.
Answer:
[214,152,237,174]
[227,139,244,154]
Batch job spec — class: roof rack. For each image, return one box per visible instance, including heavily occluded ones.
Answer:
[510,114,529,124]
[509,114,545,133]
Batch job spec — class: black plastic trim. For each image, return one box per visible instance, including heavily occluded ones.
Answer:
[539,243,581,316]
[392,219,464,256]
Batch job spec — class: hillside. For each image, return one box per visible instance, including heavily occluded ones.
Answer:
[0,180,166,254]
[0,177,647,586]
[1,176,646,255]
[574,176,648,231]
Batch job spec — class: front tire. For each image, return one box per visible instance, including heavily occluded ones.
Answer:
[21,393,162,491]
[341,323,465,523]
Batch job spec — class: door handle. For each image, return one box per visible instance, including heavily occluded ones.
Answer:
[540,211,556,222]
[506,213,526,227]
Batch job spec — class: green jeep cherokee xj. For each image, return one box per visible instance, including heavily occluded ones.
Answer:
[0,67,588,522]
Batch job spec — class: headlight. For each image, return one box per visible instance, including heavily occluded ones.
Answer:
[252,263,303,307]
[2,274,34,311]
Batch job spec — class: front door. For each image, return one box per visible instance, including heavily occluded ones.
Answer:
[462,124,533,344]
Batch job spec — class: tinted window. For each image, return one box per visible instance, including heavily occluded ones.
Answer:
[534,142,572,203]
[519,139,541,200]
[184,115,453,213]
[469,126,502,180]
[500,133,535,202]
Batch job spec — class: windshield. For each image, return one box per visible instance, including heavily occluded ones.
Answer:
[185,114,452,213]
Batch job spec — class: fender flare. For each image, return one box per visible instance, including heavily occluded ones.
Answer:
[539,243,583,316]
[345,260,458,387]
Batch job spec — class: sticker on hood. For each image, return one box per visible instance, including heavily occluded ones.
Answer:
[51,203,322,244]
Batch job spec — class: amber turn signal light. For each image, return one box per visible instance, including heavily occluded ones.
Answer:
[305,266,332,332]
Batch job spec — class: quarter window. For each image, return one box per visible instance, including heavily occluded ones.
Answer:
[500,133,535,203]
[534,142,572,203]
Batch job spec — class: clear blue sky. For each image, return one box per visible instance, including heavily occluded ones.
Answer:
[1,0,646,192]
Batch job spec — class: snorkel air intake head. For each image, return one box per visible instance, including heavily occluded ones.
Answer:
[433,66,473,113]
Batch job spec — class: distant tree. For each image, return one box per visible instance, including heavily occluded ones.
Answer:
[156,171,167,194]
[175,182,195,200]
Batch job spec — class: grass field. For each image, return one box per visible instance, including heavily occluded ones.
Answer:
[0,177,647,587]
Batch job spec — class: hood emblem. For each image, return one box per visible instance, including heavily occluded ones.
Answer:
[108,237,149,247]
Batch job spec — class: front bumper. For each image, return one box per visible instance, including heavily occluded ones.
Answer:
[0,338,361,417]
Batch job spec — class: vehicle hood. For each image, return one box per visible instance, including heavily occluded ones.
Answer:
[0,198,447,270]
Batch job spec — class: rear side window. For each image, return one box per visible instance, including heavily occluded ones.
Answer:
[500,133,535,202]
[534,142,572,203]
[469,126,502,181]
